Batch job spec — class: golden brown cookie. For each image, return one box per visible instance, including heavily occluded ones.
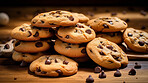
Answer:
[123,28,148,53]
[31,10,79,27]
[11,23,54,41]
[86,37,128,69]
[72,13,89,23]
[87,17,127,32]
[29,55,78,77]
[56,23,96,44]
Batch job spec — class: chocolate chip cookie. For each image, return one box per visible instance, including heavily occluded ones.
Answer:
[96,31,123,44]
[87,17,127,32]
[86,37,128,69]
[11,23,54,41]
[12,51,43,63]
[72,13,89,23]
[29,55,78,77]
[123,28,148,53]
[54,39,87,57]
[56,23,96,44]
[14,40,50,53]
[31,10,79,27]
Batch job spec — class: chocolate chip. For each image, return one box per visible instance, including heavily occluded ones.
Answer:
[108,61,113,63]
[35,42,43,47]
[86,75,94,83]
[97,45,103,49]
[15,41,20,46]
[65,35,70,39]
[40,20,44,24]
[138,41,145,46]
[107,21,113,25]
[125,19,130,23]
[49,23,56,25]
[63,60,69,65]
[129,68,136,75]
[81,48,86,54]
[65,45,71,49]
[68,16,74,21]
[106,45,113,50]
[56,10,61,14]
[45,59,51,65]
[85,29,91,34]
[103,24,109,28]
[76,24,84,28]
[99,51,105,56]
[139,34,143,37]
[28,31,32,37]
[90,49,93,53]
[128,33,133,37]
[123,22,127,25]
[41,71,47,74]
[141,26,146,30]
[19,28,25,32]
[20,61,28,67]
[55,59,58,63]
[134,62,141,69]
[56,16,60,18]
[114,69,121,77]
[140,10,147,16]
[56,69,63,76]
[4,44,10,49]
[22,54,27,57]
[94,66,101,73]
[99,70,106,78]
[36,67,41,72]
[33,31,39,37]
[111,12,117,16]
[14,77,17,80]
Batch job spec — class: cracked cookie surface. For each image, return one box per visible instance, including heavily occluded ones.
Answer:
[11,23,54,41]
[86,37,128,69]
[87,17,127,32]
[31,10,79,27]
[29,55,78,77]
[56,23,96,44]
[72,13,89,23]
[123,28,148,53]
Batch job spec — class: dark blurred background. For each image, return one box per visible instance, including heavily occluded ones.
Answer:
[0,0,147,6]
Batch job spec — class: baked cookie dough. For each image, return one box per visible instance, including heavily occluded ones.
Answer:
[72,13,89,23]
[31,10,79,27]
[54,39,87,57]
[29,55,78,77]
[56,23,96,44]
[86,37,128,69]
[87,17,127,32]
[123,28,148,53]
[11,23,54,41]
[96,31,123,44]
[14,40,50,53]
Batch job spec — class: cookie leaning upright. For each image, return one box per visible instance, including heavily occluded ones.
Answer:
[31,10,79,27]
[87,17,127,32]
[29,55,78,77]
[123,28,148,53]
[86,37,128,69]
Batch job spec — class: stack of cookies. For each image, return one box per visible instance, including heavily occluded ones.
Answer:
[87,17,129,69]
[11,23,53,66]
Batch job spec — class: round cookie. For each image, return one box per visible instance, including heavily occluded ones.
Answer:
[29,55,78,77]
[123,28,148,53]
[86,37,128,69]
[87,17,127,32]
[31,10,79,27]
[0,39,16,57]
[72,13,89,23]
[96,31,123,44]
[11,23,54,41]
[56,23,96,44]
[12,51,43,63]
[14,40,50,53]
[54,39,87,57]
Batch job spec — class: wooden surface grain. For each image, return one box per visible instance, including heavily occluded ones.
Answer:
[0,6,148,83]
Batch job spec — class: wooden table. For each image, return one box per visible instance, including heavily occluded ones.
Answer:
[0,6,148,83]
